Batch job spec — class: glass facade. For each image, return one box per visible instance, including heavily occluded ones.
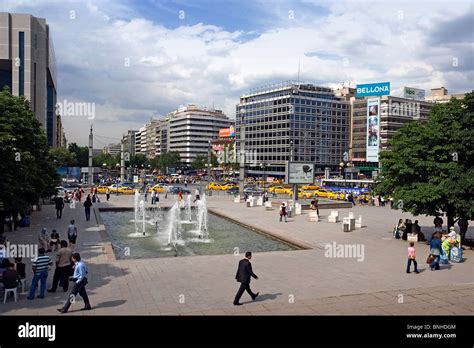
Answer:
[236,83,349,176]
[47,85,55,146]
[19,32,25,96]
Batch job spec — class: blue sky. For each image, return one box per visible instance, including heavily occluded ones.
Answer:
[2,0,473,145]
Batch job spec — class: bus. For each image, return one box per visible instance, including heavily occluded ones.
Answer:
[319,178,374,195]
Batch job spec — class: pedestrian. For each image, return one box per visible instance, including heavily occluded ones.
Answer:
[151,190,156,205]
[144,189,148,202]
[54,195,65,219]
[184,179,188,188]
[57,253,92,313]
[429,233,442,271]
[27,247,52,300]
[412,220,425,241]
[457,217,469,244]
[233,251,259,306]
[84,194,92,221]
[402,219,412,240]
[79,188,84,202]
[48,240,73,293]
[263,191,268,203]
[49,229,60,252]
[406,241,419,274]
[106,188,110,201]
[279,202,287,222]
[2,260,19,291]
[310,199,319,216]
[38,227,51,252]
[380,196,385,206]
[67,220,78,251]
[194,188,200,201]
[433,216,443,232]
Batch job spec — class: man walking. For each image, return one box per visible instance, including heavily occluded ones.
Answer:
[83,195,92,221]
[233,251,259,305]
[48,240,73,293]
[54,195,65,219]
[27,248,52,300]
[67,220,78,251]
[58,253,92,313]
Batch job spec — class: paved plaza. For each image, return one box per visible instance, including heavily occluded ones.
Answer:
[1,188,473,315]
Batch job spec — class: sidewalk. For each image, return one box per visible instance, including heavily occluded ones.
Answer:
[1,193,473,315]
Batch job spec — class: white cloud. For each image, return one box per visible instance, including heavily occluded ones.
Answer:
[3,0,472,145]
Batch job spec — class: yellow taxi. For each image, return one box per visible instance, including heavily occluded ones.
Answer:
[220,183,237,191]
[207,182,222,190]
[148,184,167,193]
[314,188,333,198]
[96,186,109,193]
[301,184,320,190]
[118,186,135,194]
[268,185,292,194]
[327,191,344,200]
[288,189,315,199]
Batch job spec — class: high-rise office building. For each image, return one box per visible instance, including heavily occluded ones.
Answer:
[0,12,64,147]
[165,104,233,165]
[236,81,350,177]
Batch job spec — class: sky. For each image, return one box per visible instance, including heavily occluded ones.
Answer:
[2,0,473,146]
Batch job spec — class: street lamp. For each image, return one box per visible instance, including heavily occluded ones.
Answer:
[260,162,268,192]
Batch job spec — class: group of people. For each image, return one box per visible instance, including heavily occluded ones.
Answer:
[0,218,91,313]
[398,216,467,274]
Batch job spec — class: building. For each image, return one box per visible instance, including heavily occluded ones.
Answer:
[122,130,138,157]
[236,81,350,178]
[425,87,467,103]
[0,12,64,147]
[102,143,121,156]
[346,92,434,174]
[165,104,233,165]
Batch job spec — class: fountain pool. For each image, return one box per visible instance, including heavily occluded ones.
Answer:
[101,209,297,259]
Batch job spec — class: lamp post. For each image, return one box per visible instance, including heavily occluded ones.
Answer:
[260,162,268,193]
[289,140,297,201]
[115,163,120,195]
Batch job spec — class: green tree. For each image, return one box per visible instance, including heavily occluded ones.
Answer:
[92,153,117,168]
[375,92,474,228]
[48,147,77,167]
[191,154,208,169]
[0,87,59,217]
[152,152,180,173]
[68,143,89,167]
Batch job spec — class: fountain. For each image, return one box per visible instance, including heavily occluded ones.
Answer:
[139,200,146,236]
[181,194,193,224]
[134,190,140,234]
[195,194,208,239]
[166,201,182,253]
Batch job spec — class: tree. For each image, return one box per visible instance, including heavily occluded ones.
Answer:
[191,155,208,169]
[375,91,474,229]
[0,87,59,219]
[68,143,89,167]
[48,147,77,167]
[92,153,117,168]
[151,152,180,173]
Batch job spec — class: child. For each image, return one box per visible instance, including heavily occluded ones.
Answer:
[406,241,419,274]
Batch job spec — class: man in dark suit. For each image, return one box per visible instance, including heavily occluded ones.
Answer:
[233,251,259,305]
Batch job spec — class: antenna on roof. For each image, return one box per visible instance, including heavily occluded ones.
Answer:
[297,60,300,84]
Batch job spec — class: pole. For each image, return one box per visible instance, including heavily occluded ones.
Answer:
[88,125,93,186]
[120,140,125,183]
[207,140,211,182]
[290,141,297,201]
[239,119,246,197]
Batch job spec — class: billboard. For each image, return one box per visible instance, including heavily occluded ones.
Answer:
[219,125,235,138]
[403,87,425,100]
[366,98,380,162]
[286,162,315,184]
[356,82,390,97]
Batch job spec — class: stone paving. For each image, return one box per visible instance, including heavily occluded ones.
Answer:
[1,188,473,315]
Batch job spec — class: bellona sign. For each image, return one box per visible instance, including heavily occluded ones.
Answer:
[356,82,390,97]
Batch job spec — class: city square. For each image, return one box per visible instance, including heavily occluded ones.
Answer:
[0,0,473,345]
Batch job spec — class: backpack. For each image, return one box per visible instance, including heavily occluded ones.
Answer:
[393,227,400,239]
[450,247,462,263]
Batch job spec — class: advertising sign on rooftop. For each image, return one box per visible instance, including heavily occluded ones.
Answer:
[356,82,390,97]
[219,125,235,138]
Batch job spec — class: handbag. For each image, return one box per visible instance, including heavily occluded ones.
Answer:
[426,255,435,264]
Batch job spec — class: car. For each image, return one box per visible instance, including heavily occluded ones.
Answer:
[148,184,168,193]
[268,185,292,194]
[54,186,69,198]
[244,187,265,195]
[207,182,222,190]
[301,184,320,190]
[314,188,332,198]
[220,183,237,191]
[226,187,239,194]
[118,186,135,194]
[95,186,109,193]
[167,186,191,195]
